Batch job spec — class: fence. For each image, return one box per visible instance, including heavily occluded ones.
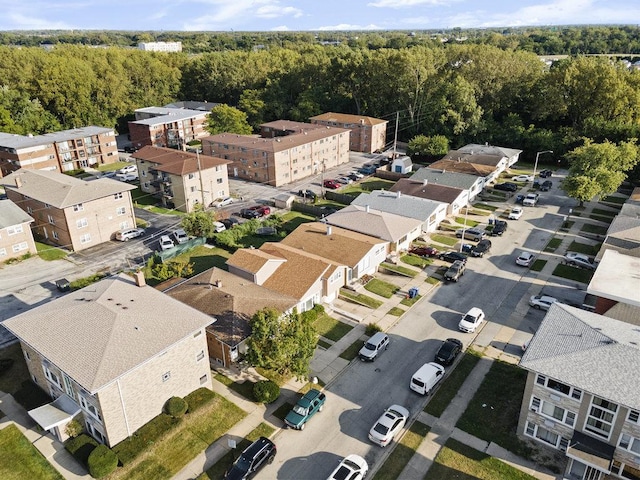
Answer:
[154,236,206,263]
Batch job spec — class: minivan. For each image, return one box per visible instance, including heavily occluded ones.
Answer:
[410,362,445,395]
[358,332,389,362]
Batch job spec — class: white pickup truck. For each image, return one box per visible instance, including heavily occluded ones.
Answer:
[522,193,539,206]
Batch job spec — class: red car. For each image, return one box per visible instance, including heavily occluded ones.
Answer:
[250,205,271,217]
[409,246,439,257]
[323,180,341,189]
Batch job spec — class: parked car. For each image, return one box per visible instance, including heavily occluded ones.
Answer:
[327,455,368,480]
[284,389,326,430]
[563,252,597,270]
[522,193,539,206]
[358,165,377,175]
[98,170,117,179]
[508,207,523,220]
[515,194,525,204]
[455,228,485,242]
[471,239,492,257]
[119,164,137,174]
[336,176,353,185]
[240,208,261,219]
[297,189,317,200]
[115,172,138,182]
[529,295,558,311]
[493,182,518,192]
[221,218,240,230]
[250,205,271,217]
[409,246,439,257]
[115,227,145,242]
[539,169,553,178]
[435,338,463,365]
[410,362,445,395]
[224,436,276,480]
[349,171,365,180]
[323,179,341,189]
[211,197,234,208]
[173,228,189,244]
[458,307,485,333]
[438,251,467,263]
[516,251,536,267]
[490,220,507,236]
[359,332,389,362]
[212,222,226,233]
[159,235,174,251]
[123,145,137,154]
[444,260,466,282]
[512,174,534,182]
[368,405,409,447]
[540,180,553,191]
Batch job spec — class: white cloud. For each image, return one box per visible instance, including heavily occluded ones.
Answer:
[368,0,451,7]
[3,12,71,30]
[271,25,290,31]
[316,23,383,31]
[256,5,303,19]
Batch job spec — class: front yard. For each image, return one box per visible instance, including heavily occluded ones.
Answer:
[0,425,63,480]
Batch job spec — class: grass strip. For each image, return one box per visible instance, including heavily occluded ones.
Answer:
[373,422,430,480]
[430,234,458,246]
[339,338,364,361]
[379,263,419,277]
[529,259,546,272]
[339,290,383,309]
[214,373,256,400]
[580,223,608,235]
[543,237,562,252]
[566,241,600,256]
[35,242,67,261]
[425,352,481,418]
[400,294,422,306]
[364,278,400,298]
[0,425,63,480]
[313,314,354,342]
[472,203,498,211]
[551,264,594,284]
[388,307,405,316]
[401,254,432,269]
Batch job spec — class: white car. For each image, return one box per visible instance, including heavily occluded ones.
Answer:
[159,235,174,251]
[349,171,365,179]
[336,176,353,185]
[529,295,558,311]
[563,252,597,270]
[368,405,410,447]
[173,229,189,244]
[212,221,226,233]
[458,307,485,333]
[516,251,535,267]
[115,227,145,242]
[511,174,534,182]
[327,454,368,480]
[508,207,523,220]
[211,197,234,208]
[119,164,138,174]
[115,172,138,182]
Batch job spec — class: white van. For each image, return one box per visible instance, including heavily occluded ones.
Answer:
[410,362,445,395]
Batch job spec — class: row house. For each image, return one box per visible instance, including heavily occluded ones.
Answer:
[128,107,210,151]
[0,126,118,177]
[389,178,469,216]
[410,167,486,202]
[0,199,37,261]
[309,112,388,153]
[201,120,350,187]
[0,169,136,252]
[132,146,231,213]
[3,273,214,447]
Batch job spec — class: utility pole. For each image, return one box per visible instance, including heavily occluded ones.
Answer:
[196,151,206,207]
[391,111,399,160]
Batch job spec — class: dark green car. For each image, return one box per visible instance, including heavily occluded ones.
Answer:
[284,389,326,430]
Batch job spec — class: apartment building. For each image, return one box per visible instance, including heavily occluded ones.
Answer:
[0,169,136,252]
[128,107,210,151]
[0,127,119,177]
[309,112,388,153]
[3,273,214,447]
[201,120,350,187]
[133,146,231,213]
[0,199,37,261]
[137,41,182,52]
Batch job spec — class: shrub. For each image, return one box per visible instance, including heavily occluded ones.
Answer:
[65,434,98,465]
[365,323,383,336]
[312,304,325,314]
[65,419,84,438]
[184,387,216,413]
[253,380,280,404]
[87,444,118,478]
[165,396,188,418]
[300,309,318,322]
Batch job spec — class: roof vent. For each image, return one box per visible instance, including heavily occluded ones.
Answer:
[423,179,428,186]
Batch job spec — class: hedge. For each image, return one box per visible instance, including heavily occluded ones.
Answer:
[165,396,188,418]
[253,380,280,404]
[87,444,118,479]
[65,434,99,466]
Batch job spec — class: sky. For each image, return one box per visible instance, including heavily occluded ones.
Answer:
[0,0,637,32]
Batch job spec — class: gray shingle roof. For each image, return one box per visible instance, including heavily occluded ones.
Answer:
[457,143,522,158]
[520,303,640,409]
[0,169,135,208]
[3,273,216,393]
[0,126,113,150]
[0,199,34,229]
[410,167,479,190]
[325,204,423,242]
[351,190,444,222]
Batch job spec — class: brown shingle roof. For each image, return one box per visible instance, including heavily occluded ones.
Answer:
[441,150,504,167]
[132,146,230,175]
[309,112,388,126]
[226,248,285,274]
[389,178,464,204]
[424,159,495,177]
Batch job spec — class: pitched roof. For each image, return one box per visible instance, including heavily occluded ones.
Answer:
[164,268,297,347]
[3,274,215,393]
[325,204,423,242]
[425,159,495,177]
[388,178,464,204]
[597,215,640,260]
[410,167,480,190]
[132,146,230,175]
[226,248,285,274]
[0,169,135,208]
[441,150,505,167]
[0,126,113,150]
[281,221,387,268]
[0,199,34,228]
[457,143,522,158]
[351,190,445,221]
[520,303,640,409]
[309,112,388,126]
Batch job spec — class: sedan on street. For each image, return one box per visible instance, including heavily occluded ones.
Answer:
[434,338,463,365]
[409,246,439,257]
[458,307,485,333]
[327,455,368,480]
[516,251,535,267]
[508,207,523,220]
[529,295,558,311]
[438,251,467,264]
[368,405,410,447]
[512,174,534,182]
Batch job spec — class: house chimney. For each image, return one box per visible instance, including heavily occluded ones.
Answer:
[326,225,332,236]
[423,179,428,186]
[365,205,370,213]
[396,191,401,198]
[134,270,146,287]
[216,279,222,288]
[14,175,23,188]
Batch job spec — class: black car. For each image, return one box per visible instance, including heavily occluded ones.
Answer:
[493,182,518,192]
[540,180,553,191]
[123,145,137,153]
[438,251,468,263]
[471,239,492,257]
[221,218,240,230]
[515,194,525,204]
[297,189,317,200]
[224,437,276,480]
[539,169,553,178]
[240,208,261,219]
[435,338,463,365]
[490,220,508,236]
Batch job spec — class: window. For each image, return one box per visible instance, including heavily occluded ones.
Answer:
[0,248,6,257]
[535,374,582,400]
[188,173,194,179]
[619,433,640,455]
[200,374,208,385]
[197,350,205,362]
[79,395,103,422]
[537,399,576,427]
[585,396,618,439]
[52,231,59,240]
[12,242,28,253]
[43,365,62,388]
[47,215,55,225]
[73,203,84,212]
[162,372,171,382]
[7,224,23,235]
[629,410,640,423]
[76,218,88,229]
[193,331,202,338]
[80,233,91,244]
[116,207,126,216]
[216,178,223,184]
[524,421,564,448]
[114,192,123,200]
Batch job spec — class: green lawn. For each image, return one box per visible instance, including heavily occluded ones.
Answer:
[401,254,432,269]
[425,352,481,418]
[425,438,537,480]
[339,338,364,361]
[543,237,562,252]
[278,211,315,233]
[142,245,232,285]
[530,259,547,272]
[0,425,64,480]
[35,241,67,261]
[430,234,458,246]
[388,307,405,316]
[454,217,480,227]
[339,289,383,309]
[317,339,331,349]
[551,264,594,284]
[379,263,419,277]
[364,278,400,298]
[214,373,256,400]
[566,241,601,256]
[340,178,395,196]
[400,294,422,307]
[373,422,430,480]
[0,343,32,395]
[600,195,627,204]
[472,203,499,212]
[312,314,354,342]
[580,223,608,235]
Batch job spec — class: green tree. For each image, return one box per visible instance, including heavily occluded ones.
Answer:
[247,308,317,380]
[206,104,252,135]
[563,138,640,205]
[181,207,216,237]
[407,134,449,157]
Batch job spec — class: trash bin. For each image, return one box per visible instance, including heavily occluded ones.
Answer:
[55,278,70,292]
[408,287,419,299]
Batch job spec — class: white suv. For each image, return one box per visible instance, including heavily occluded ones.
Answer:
[115,227,145,242]
[159,235,174,251]
[173,229,189,244]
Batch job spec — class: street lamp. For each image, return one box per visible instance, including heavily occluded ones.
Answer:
[533,150,553,180]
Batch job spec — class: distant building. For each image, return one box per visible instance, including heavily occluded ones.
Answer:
[128,107,210,151]
[0,127,119,178]
[0,199,37,261]
[137,41,182,52]
[309,112,388,153]
[202,120,350,187]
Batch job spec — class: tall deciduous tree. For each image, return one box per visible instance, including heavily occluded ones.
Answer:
[206,104,252,135]
[563,138,640,205]
[181,207,216,237]
[247,308,317,380]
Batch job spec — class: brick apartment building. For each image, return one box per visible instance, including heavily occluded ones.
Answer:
[128,107,210,151]
[0,199,37,261]
[309,112,388,153]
